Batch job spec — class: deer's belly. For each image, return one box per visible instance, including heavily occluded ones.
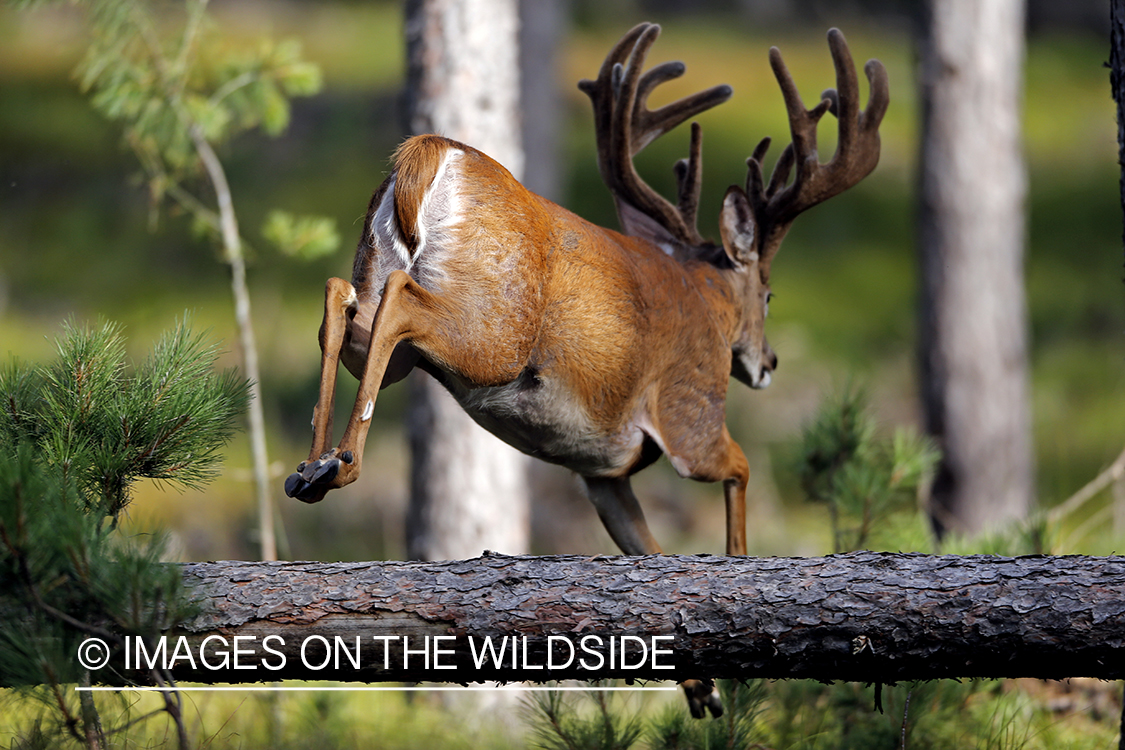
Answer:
[441,370,642,477]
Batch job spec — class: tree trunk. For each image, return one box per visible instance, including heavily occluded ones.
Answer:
[189,126,277,562]
[1112,0,1125,275]
[917,0,1034,537]
[126,553,1125,686]
[1106,12,1125,744]
[518,0,565,202]
[402,0,530,561]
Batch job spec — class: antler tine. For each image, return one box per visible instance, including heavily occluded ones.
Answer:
[826,30,890,144]
[748,28,887,273]
[673,122,704,234]
[861,57,890,134]
[577,23,652,180]
[580,23,732,246]
[580,22,651,89]
[768,44,833,197]
[824,29,860,154]
[634,62,733,155]
[765,142,796,199]
[745,137,770,215]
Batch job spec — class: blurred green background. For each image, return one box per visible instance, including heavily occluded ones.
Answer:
[0,1,1120,563]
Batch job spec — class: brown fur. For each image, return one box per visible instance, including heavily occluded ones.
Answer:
[295,132,757,558]
[298,132,762,537]
[287,25,885,722]
[390,136,452,256]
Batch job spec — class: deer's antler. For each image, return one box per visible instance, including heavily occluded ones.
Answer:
[746,28,889,276]
[579,23,732,246]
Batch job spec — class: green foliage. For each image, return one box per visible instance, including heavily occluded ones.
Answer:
[518,676,1117,750]
[54,0,340,562]
[77,1,313,187]
[763,679,1119,750]
[647,680,767,750]
[262,208,341,261]
[525,686,645,750]
[0,318,246,747]
[0,445,196,687]
[937,519,1050,558]
[523,680,766,750]
[799,386,941,552]
[0,318,249,517]
[36,0,341,262]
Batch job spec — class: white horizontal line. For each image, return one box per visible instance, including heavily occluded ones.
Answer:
[76,685,678,693]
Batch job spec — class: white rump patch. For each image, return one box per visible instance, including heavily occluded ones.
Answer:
[412,148,462,269]
[371,149,464,274]
[371,177,411,269]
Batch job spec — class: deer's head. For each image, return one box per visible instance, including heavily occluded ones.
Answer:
[580,24,889,391]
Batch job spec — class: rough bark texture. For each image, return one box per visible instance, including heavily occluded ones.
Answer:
[917,0,1034,537]
[402,0,530,561]
[146,553,1125,686]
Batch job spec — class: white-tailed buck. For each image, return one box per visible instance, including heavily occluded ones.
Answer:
[286,23,887,716]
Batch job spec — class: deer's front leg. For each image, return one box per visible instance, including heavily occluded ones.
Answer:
[718,431,749,557]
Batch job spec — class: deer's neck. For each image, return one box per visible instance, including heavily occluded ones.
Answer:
[681,257,745,351]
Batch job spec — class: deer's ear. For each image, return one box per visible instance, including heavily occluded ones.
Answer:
[616,197,682,249]
[719,185,757,265]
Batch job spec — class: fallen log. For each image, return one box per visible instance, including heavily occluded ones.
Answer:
[119,552,1125,685]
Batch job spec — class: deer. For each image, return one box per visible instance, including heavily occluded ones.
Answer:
[284,23,888,717]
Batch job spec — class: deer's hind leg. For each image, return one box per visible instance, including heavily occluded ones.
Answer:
[582,476,663,556]
[286,270,491,502]
[581,475,724,719]
[285,277,357,503]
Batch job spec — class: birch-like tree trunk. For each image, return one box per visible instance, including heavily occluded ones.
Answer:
[402,0,530,562]
[917,0,1033,537]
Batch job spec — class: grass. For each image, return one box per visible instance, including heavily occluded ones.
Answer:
[0,685,524,749]
[3,679,1116,750]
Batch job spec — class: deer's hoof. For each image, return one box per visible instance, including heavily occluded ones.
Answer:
[284,452,343,503]
[683,679,723,719]
[284,472,305,498]
[307,457,340,485]
[284,472,325,503]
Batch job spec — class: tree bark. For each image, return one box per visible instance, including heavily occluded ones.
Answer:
[917,0,1034,537]
[402,0,531,562]
[134,553,1125,686]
